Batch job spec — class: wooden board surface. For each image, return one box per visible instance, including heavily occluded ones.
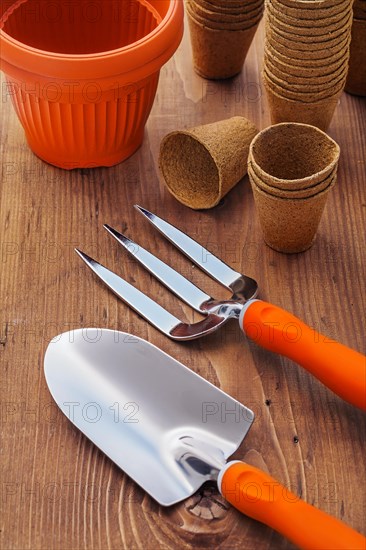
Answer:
[1,17,365,550]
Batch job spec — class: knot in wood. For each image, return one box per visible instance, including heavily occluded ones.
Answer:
[185,484,229,520]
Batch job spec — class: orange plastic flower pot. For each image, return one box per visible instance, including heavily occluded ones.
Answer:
[0,0,184,168]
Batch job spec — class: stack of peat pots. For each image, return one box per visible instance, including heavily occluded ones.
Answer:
[248,123,340,253]
[345,0,366,95]
[186,0,264,79]
[263,0,354,131]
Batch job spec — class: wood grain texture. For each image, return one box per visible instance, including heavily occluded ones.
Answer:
[1,17,366,550]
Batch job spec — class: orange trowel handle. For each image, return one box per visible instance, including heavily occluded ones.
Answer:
[219,461,366,550]
[241,300,366,411]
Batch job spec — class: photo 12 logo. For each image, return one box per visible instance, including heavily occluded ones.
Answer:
[62,401,140,424]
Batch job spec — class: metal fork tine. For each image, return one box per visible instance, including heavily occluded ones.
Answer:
[75,249,181,336]
[75,249,229,341]
[134,205,257,298]
[103,224,211,313]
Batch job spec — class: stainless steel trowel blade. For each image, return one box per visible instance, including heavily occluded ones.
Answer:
[44,329,254,506]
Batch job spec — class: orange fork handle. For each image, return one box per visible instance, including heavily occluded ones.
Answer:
[241,300,366,411]
[219,461,366,550]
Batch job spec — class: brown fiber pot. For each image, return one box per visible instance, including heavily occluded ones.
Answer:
[250,177,336,253]
[248,122,340,190]
[159,116,258,209]
[264,84,341,130]
[188,11,259,78]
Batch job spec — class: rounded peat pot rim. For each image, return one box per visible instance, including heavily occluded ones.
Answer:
[273,0,347,9]
[0,0,183,80]
[186,5,262,31]
[249,122,340,188]
[265,4,353,38]
[250,172,336,204]
[248,162,337,198]
[264,39,350,69]
[263,76,343,104]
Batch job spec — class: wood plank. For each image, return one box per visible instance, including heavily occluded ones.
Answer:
[1,16,365,550]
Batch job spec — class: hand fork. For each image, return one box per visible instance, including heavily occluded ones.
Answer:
[76,205,366,411]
